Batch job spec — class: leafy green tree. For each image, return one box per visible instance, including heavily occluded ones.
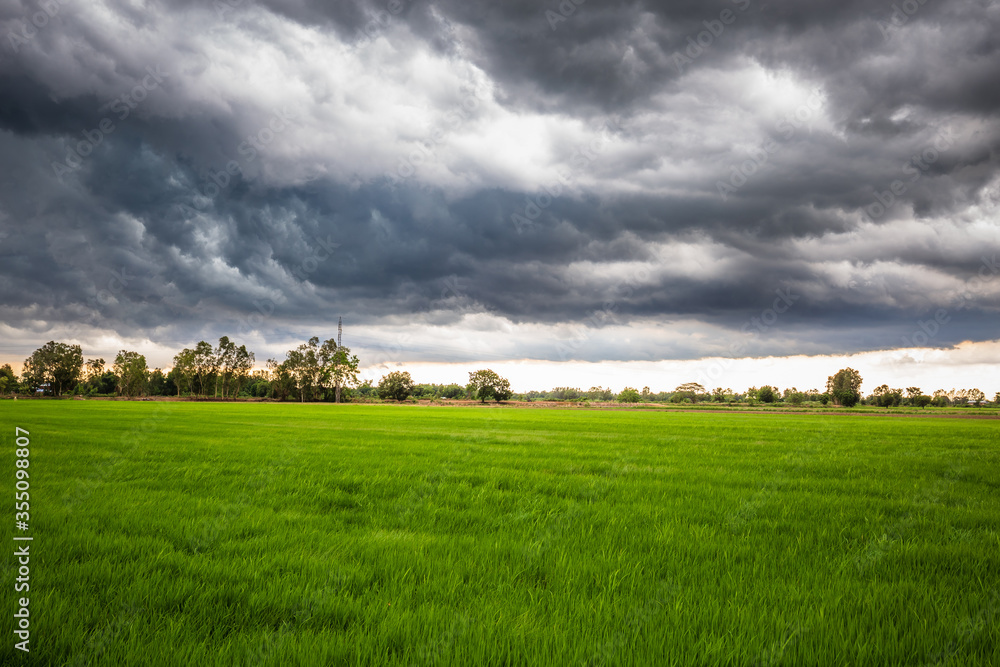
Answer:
[871,384,903,407]
[441,384,464,399]
[319,338,359,403]
[192,341,218,397]
[967,388,985,407]
[266,358,296,401]
[588,386,615,401]
[22,341,83,396]
[113,350,149,398]
[0,364,16,397]
[148,369,169,396]
[378,371,414,402]
[215,336,237,398]
[171,348,197,397]
[468,369,512,403]
[84,358,105,384]
[827,368,862,407]
[285,337,321,402]
[757,385,777,403]
[618,387,641,403]
[913,395,932,409]
[906,387,922,405]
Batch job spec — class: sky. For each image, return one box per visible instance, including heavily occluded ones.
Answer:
[0,0,998,395]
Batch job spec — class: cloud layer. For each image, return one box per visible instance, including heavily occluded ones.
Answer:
[0,0,998,369]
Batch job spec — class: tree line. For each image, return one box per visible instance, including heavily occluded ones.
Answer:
[3,336,359,403]
[1,348,994,408]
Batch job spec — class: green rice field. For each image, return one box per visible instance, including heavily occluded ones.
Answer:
[1,402,998,665]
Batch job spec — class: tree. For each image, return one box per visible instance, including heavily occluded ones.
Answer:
[995,392,1000,406]
[468,369,512,403]
[712,387,731,403]
[912,395,932,409]
[113,350,149,398]
[192,341,218,397]
[22,341,83,396]
[215,336,237,398]
[85,358,106,383]
[148,369,168,396]
[171,348,197,397]
[967,388,985,407]
[378,371,414,402]
[618,387,641,403]
[0,364,16,396]
[827,368,862,407]
[319,338,359,403]
[871,384,903,407]
[230,344,254,398]
[757,385,777,403]
[906,387,922,402]
[267,358,295,401]
[441,384,464,399]
[285,337,321,402]
[588,386,615,402]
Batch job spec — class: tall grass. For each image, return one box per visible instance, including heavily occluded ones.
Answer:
[1,402,997,665]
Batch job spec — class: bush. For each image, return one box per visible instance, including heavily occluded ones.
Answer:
[378,371,414,402]
[618,387,641,403]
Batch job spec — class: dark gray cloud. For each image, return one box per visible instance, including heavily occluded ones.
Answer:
[0,0,998,367]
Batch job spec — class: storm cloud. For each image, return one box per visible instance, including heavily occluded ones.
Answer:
[0,0,998,369]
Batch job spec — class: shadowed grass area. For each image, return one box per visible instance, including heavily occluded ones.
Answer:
[1,402,998,665]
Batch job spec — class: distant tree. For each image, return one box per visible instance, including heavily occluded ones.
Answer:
[676,382,705,395]
[378,371,414,402]
[284,338,320,402]
[827,368,862,407]
[267,358,296,401]
[355,379,376,398]
[995,391,1000,406]
[171,348,197,397]
[913,395,932,409]
[85,358,106,383]
[192,341,217,397]
[818,393,830,406]
[551,387,582,400]
[757,385,777,403]
[871,384,903,407]
[148,369,168,396]
[906,387,922,402]
[441,384,465,399]
[785,391,806,406]
[94,371,117,395]
[0,364,16,396]
[588,386,615,401]
[468,369,512,403]
[22,341,83,396]
[931,390,950,408]
[113,350,149,398]
[967,388,985,407]
[228,344,255,398]
[215,337,237,398]
[318,338,359,403]
[618,387,641,403]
